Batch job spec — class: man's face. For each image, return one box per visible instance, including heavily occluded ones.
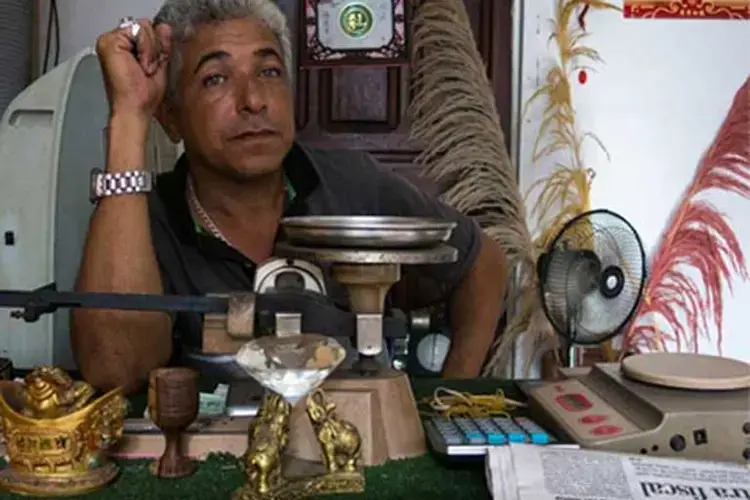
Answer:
[169,18,294,179]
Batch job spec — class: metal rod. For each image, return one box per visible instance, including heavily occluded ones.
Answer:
[0,283,228,322]
[0,290,228,313]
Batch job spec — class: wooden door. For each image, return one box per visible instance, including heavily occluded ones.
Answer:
[277,0,513,191]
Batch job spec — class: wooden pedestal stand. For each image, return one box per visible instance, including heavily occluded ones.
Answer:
[287,262,426,466]
[287,369,425,466]
[274,243,456,466]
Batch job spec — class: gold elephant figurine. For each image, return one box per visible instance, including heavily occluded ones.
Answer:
[243,393,292,494]
[305,389,362,474]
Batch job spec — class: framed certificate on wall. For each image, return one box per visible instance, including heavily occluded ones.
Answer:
[299,0,409,68]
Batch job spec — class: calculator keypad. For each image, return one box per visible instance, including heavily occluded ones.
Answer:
[474,417,507,445]
[432,417,465,445]
[492,417,527,443]
[453,418,486,444]
[515,416,551,444]
[426,416,555,455]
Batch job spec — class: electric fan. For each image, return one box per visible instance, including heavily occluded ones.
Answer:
[537,209,647,366]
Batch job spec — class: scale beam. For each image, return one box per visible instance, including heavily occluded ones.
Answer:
[0,282,229,322]
[0,283,414,341]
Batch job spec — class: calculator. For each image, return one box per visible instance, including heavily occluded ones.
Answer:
[424,415,576,456]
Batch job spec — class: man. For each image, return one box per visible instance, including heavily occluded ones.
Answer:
[72,0,509,394]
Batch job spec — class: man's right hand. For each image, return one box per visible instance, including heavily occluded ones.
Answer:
[96,19,173,121]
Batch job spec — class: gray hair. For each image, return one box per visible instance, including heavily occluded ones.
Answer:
[154,0,293,102]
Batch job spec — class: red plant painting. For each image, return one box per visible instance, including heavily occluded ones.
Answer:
[622,77,750,354]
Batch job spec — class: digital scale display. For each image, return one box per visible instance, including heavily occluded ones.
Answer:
[555,393,592,412]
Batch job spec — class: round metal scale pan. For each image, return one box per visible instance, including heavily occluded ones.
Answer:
[281,216,457,249]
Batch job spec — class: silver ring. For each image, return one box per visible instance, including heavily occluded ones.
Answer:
[118,16,141,38]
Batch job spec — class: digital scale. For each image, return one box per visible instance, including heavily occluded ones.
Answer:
[521,352,750,464]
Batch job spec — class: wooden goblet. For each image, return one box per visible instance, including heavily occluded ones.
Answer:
[147,367,199,479]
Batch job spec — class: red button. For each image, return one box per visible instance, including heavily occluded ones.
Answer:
[590,425,622,436]
[579,415,608,425]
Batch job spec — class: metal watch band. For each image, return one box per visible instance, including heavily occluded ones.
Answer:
[89,168,153,203]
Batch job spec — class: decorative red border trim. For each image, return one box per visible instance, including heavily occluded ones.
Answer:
[623,1,750,19]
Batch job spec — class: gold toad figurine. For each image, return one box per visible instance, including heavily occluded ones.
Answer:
[234,390,364,500]
[0,366,127,497]
[21,366,96,419]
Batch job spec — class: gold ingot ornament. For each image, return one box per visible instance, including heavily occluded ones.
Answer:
[0,366,127,496]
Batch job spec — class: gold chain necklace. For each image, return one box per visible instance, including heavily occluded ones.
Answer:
[187,174,289,249]
[186,175,233,246]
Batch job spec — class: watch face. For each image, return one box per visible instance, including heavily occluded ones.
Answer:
[416,333,451,373]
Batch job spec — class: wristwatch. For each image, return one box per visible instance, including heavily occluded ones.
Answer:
[89,168,154,203]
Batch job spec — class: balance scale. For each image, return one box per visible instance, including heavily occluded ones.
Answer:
[0,216,455,465]
[190,215,459,465]
[521,352,750,464]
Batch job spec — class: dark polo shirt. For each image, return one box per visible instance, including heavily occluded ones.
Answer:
[147,143,482,352]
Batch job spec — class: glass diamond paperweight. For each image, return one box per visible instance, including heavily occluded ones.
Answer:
[234,334,347,405]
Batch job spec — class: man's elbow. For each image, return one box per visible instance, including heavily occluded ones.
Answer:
[71,312,172,395]
[72,339,147,395]
[76,353,165,395]
[78,363,144,395]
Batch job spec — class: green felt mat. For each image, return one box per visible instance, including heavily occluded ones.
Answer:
[0,378,514,499]
[0,454,488,500]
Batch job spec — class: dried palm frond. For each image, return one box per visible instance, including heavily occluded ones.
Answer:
[408,0,541,376]
[528,165,594,250]
[622,77,750,354]
[525,0,619,251]
[520,0,619,365]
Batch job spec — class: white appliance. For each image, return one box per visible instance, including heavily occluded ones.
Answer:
[0,48,180,369]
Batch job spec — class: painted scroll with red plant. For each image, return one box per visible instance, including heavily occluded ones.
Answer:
[624,0,749,19]
[622,77,750,355]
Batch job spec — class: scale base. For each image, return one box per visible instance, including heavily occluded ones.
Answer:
[287,369,426,465]
[233,468,364,500]
[0,462,119,497]
[524,354,750,464]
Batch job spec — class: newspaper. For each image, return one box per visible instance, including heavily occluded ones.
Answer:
[486,444,750,500]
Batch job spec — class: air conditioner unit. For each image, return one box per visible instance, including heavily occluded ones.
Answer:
[0,48,181,369]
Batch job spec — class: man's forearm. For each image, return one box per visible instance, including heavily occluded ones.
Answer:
[71,113,171,394]
[443,234,509,378]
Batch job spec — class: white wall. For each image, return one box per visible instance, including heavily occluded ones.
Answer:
[37,0,750,363]
[37,0,163,67]
[518,1,750,362]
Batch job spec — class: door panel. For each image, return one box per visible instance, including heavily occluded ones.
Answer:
[279,0,513,191]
